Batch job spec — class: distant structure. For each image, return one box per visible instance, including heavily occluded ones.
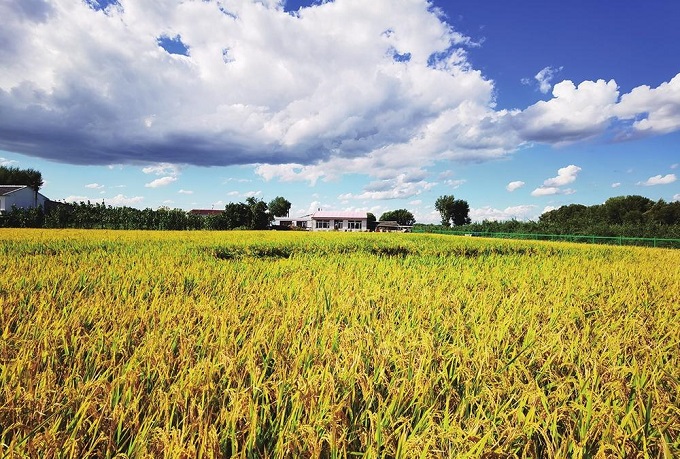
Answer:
[0,185,48,213]
[274,210,368,231]
[375,221,412,232]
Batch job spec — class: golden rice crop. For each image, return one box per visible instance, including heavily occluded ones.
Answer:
[1,229,678,458]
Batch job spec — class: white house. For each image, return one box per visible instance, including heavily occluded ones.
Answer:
[273,215,312,229]
[310,211,368,231]
[0,185,47,213]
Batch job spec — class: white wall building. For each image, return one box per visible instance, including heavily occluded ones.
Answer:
[310,211,368,231]
[273,215,312,229]
[0,185,47,213]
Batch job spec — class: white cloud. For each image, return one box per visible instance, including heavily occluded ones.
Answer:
[614,73,680,135]
[531,165,581,196]
[0,157,18,166]
[671,163,678,170]
[143,163,181,177]
[444,179,466,189]
[338,173,436,200]
[63,195,91,203]
[178,189,193,194]
[637,174,677,186]
[531,186,561,197]
[673,194,680,202]
[611,182,621,188]
[543,165,581,187]
[227,191,240,197]
[107,194,144,206]
[0,0,679,190]
[470,205,539,222]
[85,183,104,189]
[145,176,177,188]
[255,163,327,186]
[244,190,262,198]
[516,80,619,144]
[62,193,144,207]
[506,180,525,192]
[533,66,563,94]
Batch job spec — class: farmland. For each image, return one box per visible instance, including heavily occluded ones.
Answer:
[1,229,679,458]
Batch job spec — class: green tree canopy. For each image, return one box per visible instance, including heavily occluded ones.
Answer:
[268,196,292,217]
[246,197,272,230]
[379,209,415,226]
[435,195,471,227]
[0,166,44,191]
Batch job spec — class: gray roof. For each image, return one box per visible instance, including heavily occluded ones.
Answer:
[376,220,400,227]
[311,210,367,219]
[0,185,27,196]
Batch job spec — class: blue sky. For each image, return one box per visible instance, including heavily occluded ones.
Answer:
[1,0,678,222]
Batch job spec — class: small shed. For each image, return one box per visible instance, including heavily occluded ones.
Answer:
[376,221,412,232]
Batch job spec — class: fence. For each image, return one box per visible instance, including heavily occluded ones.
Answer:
[413,228,680,249]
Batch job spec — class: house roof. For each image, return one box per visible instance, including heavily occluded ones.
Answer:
[376,221,400,227]
[311,211,367,220]
[0,185,28,196]
[189,209,223,216]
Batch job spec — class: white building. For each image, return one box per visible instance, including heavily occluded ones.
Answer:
[273,215,312,229]
[0,185,47,213]
[310,211,368,231]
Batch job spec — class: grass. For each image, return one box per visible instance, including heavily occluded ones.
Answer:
[1,229,679,458]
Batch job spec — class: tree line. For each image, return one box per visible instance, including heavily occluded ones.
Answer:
[418,195,680,239]
[0,196,293,230]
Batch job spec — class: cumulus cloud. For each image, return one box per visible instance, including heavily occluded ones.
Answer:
[543,165,581,186]
[531,165,581,196]
[85,183,104,189]
[611,182,621,188]
[615,73,680,135]
[674,194,680,202]
[515,80,619,144]
[637,174,677,186]
[506,180,525,192]
[178,189,193,194]
[145,176,177,188]
[0,0,497,172]
[0,0,679,188]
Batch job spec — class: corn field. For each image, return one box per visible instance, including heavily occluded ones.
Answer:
[1,229,679,458]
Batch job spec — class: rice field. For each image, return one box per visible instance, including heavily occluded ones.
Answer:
[1,229,679,458]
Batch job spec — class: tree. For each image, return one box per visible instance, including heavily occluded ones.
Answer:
[268,196,292,217]
[379,209,415,226]
[246,197,272,230]
[0,166,44,207]
[435,195,470,227]
[223,202,250,229]
[600,195,654,225]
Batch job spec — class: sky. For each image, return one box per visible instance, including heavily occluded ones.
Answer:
[1,0,679,223]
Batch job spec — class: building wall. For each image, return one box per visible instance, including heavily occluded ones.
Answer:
[312,218,367,231]
[1,188,46,212]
